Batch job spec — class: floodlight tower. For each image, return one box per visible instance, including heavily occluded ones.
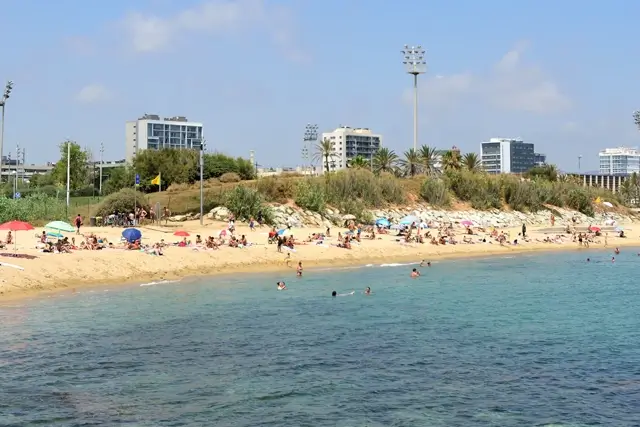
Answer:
[634,111,640,131]
[0,80,14,182]
[303,123,318,173]
[401,45,426,151]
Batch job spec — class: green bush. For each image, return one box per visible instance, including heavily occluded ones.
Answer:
[255,176,296,203]
[566,188,594,216]
[219,172,241,183]
[324,169,406,207]
[294,179,326,212]
[419,178,450,207]
[0,194,67,224]
[224,186,273,223]
[202,188,227,213]
[95,188,150,218]
[333,199,374,224]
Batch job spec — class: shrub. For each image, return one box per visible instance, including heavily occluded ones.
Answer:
[0,194,67,224]
[324,169,406,207]
[333,199,374,224]
[219,172,241,183]
[419,178,450,207]
[294,179,326,212]
[95,188,150,218]
[166,183,191,193]
[202,188,227,213]
[566,188,594,216]
[224,186,273,223]
[255,176,296,203]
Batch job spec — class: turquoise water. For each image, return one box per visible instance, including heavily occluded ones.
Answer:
[1,250,640,426]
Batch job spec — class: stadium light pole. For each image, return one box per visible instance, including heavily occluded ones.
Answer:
[66,140,71,208]
[199,139,206,226]
[634,111,640,131]
[303,124,318,174]
[99,142,104,196]
[401,45,426,151]
[0,80,14,183]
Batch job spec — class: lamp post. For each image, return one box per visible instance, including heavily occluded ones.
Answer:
[99,142,104,195]
[303,123,318,174]
[401,45,426,151]
[0,80,14,183]
[578,155,582,172]
[66,140,71,208]
[199,139,206,226]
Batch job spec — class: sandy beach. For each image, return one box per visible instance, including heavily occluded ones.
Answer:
[0,218,637,301]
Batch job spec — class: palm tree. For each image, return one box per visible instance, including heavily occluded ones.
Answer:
[400,149,421,177]
[441,150,461,171]
[372,147,398,174]
[312,138,336,173]
[461,152,481,172]
[418,145,439,176]
[347,155,369,169]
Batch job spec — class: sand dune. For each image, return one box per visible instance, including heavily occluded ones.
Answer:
[0,219,636,301]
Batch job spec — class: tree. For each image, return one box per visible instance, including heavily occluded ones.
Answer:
[462,152,481,172]
[313,138,337,173]
[524,164,559,182]
[102,166,135,195]
[372,147,398,174]
[347,155,369,169]
[52,140,89,190]
[400,149,421,177]
[29,171,56,187]
[419,145,439,176]
[441,150,461,171]
[133,149,198,189]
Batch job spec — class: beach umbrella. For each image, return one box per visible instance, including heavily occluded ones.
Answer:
[173,230,190,237]
[460,220,473,227]
[277,228,293,237]
[47,232,64,239]
[615,226,624,232]
[399,215,419,225]
[122,228,142,243]
[0,220,34,251]
[219,229,227,237]
[589,226,601,232]
[45,220,75,233]
[375,218,390,227]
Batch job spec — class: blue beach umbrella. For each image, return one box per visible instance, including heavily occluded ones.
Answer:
[399,215,419,225]
[122,228,142,243]
[375,218,390,227]
[47,232,64,239]
[45,220,75,233]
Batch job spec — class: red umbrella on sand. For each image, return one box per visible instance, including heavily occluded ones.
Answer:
[174,230,190,237]
[0,220,35,250]
[590,226,601,232]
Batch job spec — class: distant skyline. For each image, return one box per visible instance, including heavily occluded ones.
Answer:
[1,0,639,172]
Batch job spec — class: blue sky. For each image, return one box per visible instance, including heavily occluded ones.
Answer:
[1,0,639,172]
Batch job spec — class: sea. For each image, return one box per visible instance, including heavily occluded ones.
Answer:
[1,249,639,426]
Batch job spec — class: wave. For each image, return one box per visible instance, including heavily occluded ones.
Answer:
[140,279,181,287]
[379,262,418,268]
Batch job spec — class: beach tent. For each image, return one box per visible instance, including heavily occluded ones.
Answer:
[399,215,419,225]
[45,221,75,233]
[375,218,390,227]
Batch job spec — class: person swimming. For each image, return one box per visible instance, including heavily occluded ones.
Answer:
[586,258,590,262]
[411,268,420,278]
[296,261,303,277]
[332,291,337,297]
[614,247,620,255]
[277,281,287,290]
[365,287,371,295]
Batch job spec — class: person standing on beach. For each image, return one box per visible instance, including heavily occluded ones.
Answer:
[74,214,83,235]
[296,261,303,277]
[521,223,527,238]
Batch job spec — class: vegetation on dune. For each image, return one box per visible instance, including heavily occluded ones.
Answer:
[0,194,66,224]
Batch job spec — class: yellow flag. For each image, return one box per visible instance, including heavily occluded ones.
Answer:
[151,174,161,185]
[595,197,601,203]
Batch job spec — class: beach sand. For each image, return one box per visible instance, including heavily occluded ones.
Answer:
[0,219,637,301]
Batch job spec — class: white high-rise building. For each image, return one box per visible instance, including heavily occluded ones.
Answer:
[598,147,640,175]
[125,114,204,163]
[319,126,382,173]
[480,137,541,174]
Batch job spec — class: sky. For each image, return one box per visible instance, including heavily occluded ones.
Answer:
[1,0,639,172]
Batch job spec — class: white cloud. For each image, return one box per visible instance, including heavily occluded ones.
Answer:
[119,0,308,62]
[75,84,112,104]
[408,42,570,115]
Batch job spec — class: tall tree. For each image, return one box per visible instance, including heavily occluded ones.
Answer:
[372,147,398,174]
[313,138,336,173]
[461,152,481,172]
[419,145,439,176]
[400,149,421,177]
[52,140,89,190]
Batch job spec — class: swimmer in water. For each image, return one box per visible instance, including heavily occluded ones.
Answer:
[277,281,287,290]
[411,268,420,278]
[586,258,590,262]
[614,247,620,255]
[612,257,615,263]
[420,259,425,267]
[296,261,303,277]
[365,287,371,295]
[332,291,337,297]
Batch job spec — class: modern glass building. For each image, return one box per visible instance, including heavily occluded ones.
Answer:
[480,138,542,174]
[320,126,382,173]
[598,147,640,175]
[125,114,203,162]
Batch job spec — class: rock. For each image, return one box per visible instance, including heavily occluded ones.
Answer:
[342,214,356,221]
[168,215,188,222]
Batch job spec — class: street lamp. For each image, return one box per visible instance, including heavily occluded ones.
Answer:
[578,155,582,172]
[0,80,14,182]
[401,45,426,151]
[303,123,318,174]
[199,139,206,226]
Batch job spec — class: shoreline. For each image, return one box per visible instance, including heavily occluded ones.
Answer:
[2,236,637,304]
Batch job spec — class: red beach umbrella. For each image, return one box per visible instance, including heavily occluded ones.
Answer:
[0,220,35,251]
[173,230,190,237]
[589,226,601,232]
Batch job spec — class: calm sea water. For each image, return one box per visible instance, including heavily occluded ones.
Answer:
[1,249,640,426]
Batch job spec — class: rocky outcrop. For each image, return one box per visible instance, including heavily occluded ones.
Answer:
[202,204,635,229]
